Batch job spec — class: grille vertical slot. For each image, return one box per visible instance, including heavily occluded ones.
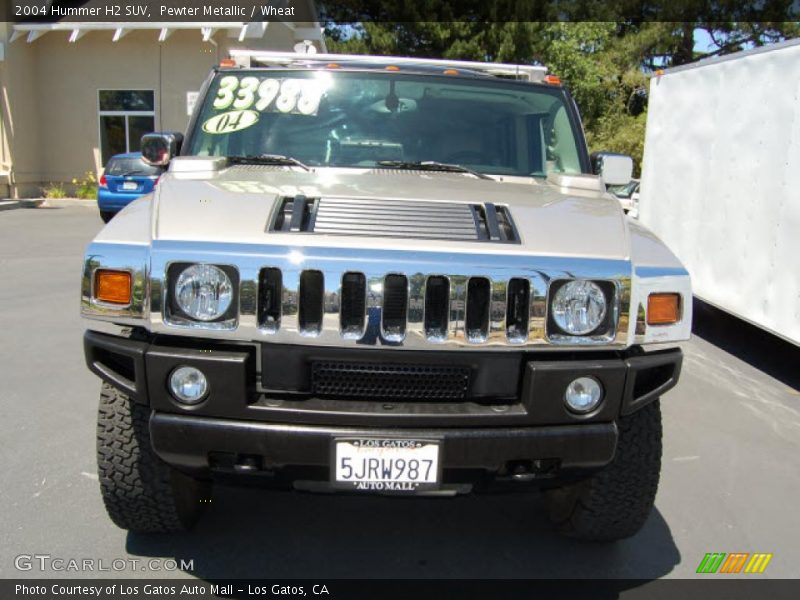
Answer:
[257,267,282,331]
[424,276,450,340]
[506,278,530,342]
[340,272,366,338]
[466,277,491,342]
[382,274,408,340]
[298,270,324,335]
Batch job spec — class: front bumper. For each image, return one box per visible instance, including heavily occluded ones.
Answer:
[150,414,618,488]
[84,330,682,485]
[97,189,145,211]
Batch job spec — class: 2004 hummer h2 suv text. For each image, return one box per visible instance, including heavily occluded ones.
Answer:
[82,50,691,541]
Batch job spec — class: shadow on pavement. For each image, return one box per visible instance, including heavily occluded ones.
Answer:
[692,298,800,391]
[126,485,679,585]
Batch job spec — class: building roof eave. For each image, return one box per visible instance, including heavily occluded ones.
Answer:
[10,21,326,45]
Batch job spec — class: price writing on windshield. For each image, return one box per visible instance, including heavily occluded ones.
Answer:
[212,76,323,116]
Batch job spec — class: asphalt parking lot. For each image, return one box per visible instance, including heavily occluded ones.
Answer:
[1,205,799,581]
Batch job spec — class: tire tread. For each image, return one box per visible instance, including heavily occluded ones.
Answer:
[97,383,199,533]
[547,400,662,541]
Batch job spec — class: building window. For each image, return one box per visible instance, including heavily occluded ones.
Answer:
[98,90,155,164]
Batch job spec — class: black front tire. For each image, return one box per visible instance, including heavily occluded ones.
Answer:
[100,210,115,223]
[96,383,211,533]
[546,400,662,541]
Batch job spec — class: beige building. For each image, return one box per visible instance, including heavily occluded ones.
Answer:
[0,18,325,198]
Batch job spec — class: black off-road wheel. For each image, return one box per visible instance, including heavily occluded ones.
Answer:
[546,400,662,541]
[96,383,211,533]
[100,211,115,223]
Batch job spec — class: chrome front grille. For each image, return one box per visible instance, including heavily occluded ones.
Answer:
[255,268,546,345]
[149,242,632,349]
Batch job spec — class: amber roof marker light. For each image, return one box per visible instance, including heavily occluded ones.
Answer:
[647,293,681,325]
[95,270,132,305]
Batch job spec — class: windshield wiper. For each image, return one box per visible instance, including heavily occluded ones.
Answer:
[377,160,492,180]
[228,154,310,171]
[120,170,144,176]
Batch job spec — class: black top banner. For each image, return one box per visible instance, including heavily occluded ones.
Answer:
[4,0,316,22]
[3,0,799,23]
[318,0,800,23]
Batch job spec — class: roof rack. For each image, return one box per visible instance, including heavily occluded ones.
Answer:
[228,49,548,82]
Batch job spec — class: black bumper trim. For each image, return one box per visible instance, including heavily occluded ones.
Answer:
[84,330,149,403]
[149,412,618,475]
[83,330,682,426]
[622,350,683,415]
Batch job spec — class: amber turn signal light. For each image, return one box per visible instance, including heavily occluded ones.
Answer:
[647,293,681,325]
[95,270,132,305]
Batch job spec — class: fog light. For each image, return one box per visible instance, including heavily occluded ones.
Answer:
[564,377,603,414]
[169,366,208,405]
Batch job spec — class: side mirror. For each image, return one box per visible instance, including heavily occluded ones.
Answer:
[591,152,633,186]
[141,132,184,167]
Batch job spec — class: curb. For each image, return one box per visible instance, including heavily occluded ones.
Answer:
[1,198,96,211]
[41,198,96,208]
[20,199,46,209]
[0,200,21,212]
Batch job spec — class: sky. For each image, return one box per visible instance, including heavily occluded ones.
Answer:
[693,28,716,52]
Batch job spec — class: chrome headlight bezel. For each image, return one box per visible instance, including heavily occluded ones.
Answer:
[547,279,618,341]
[166,262,239,329]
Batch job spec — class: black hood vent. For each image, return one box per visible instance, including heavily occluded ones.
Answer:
[268,196,519,243]
[271,194,318,232]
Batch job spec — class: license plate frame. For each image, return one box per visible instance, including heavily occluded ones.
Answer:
[121,181,138,191]
[331,437,442,492]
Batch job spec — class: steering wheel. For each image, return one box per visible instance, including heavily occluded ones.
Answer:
[443,150,489,164]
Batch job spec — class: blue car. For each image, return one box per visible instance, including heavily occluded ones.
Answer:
[97,152,164,223]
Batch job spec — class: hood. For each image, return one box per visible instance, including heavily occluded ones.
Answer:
[152,164,630,260]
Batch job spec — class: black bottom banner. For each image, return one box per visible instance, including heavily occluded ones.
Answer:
[4,579,800,600]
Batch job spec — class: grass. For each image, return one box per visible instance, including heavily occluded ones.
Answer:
[41,171,99,200]
[41,182,68,199]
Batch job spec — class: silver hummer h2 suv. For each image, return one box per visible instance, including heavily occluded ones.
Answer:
[81,50,691,540]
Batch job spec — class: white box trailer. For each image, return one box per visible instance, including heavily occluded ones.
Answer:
[639,38,800,345]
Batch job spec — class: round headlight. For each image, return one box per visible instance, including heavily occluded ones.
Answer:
[175,264,233,321]
[169,366,208,405]
[564,376,603,414]
[552,280,607,335]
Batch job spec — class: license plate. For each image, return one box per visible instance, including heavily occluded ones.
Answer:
[121,181,138,191]
[333,438,440,492]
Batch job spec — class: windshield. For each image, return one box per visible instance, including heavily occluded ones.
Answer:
[187,69,586,177]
